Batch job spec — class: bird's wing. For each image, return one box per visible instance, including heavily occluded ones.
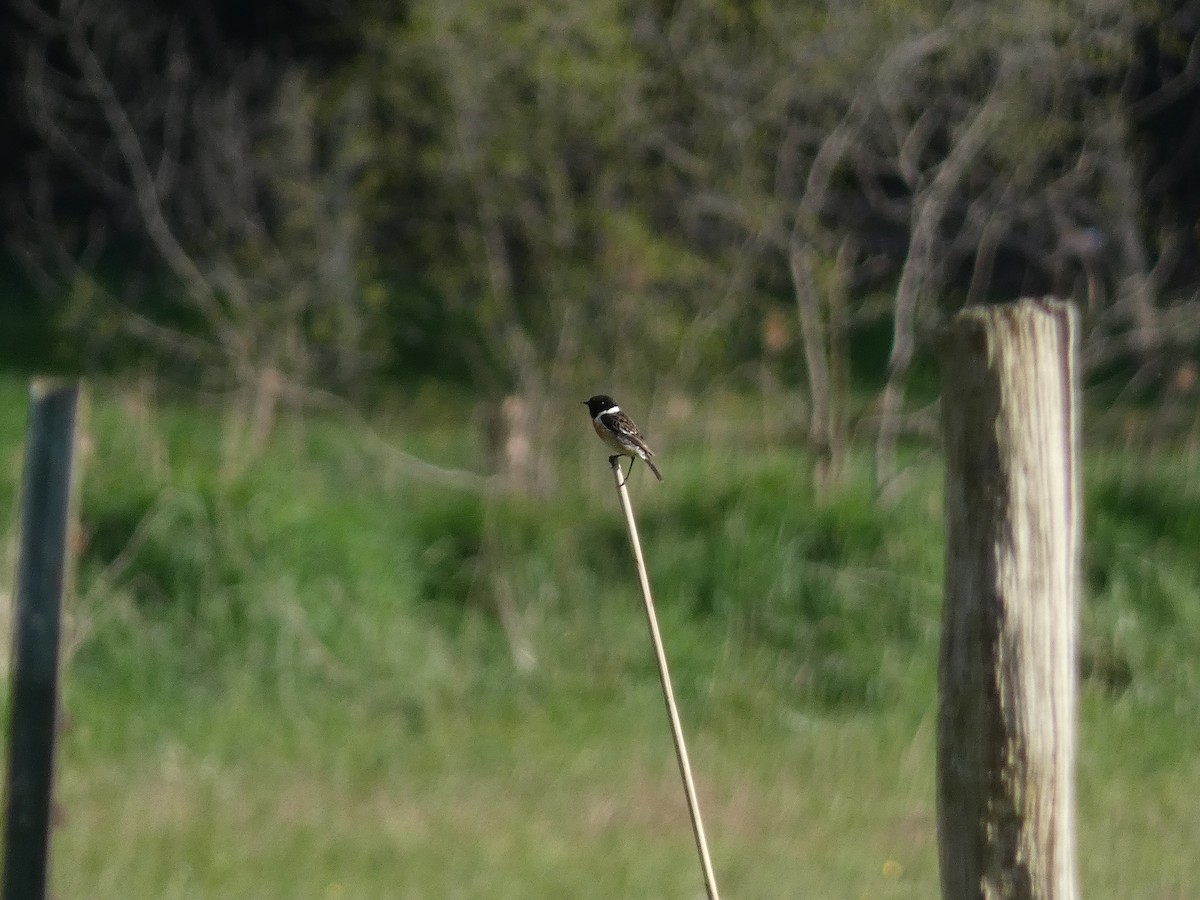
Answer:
[601,411,655,456]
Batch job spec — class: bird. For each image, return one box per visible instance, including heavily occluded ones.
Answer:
[584,394,662,483]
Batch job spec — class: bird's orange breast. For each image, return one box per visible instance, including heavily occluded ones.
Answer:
[592,418,628,454]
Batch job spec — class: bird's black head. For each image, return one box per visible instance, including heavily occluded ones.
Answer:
[584,394,616,416]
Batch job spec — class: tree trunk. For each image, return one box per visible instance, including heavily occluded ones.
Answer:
[937,298,1080,900]
[789,242,834,487]
[876,90,1002,490]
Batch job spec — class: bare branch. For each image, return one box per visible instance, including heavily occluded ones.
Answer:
[877,72,1008,487]
[1129,31,1200,120]
[59,0,234,343]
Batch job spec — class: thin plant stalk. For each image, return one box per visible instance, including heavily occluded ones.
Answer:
[610,458,721,900]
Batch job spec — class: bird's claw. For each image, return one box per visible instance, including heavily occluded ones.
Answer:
[609,455,629,487]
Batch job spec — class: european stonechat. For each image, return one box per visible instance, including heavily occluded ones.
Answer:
[584,394,663,482]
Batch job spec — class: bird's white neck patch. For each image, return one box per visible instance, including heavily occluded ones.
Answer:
[596,405,620,419]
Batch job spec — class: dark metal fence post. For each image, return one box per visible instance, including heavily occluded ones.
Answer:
[3,381,80,900]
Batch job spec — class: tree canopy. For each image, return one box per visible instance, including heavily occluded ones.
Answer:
[4,0,1199,473]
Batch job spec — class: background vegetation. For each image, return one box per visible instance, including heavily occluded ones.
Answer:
[4,0,1200,424]
[2,381,1199,897]
[1,0,1200,896]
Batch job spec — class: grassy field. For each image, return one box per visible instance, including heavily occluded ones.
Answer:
[1,375,1199,898]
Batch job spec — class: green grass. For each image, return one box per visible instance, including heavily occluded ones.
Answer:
[1,376,1199,897]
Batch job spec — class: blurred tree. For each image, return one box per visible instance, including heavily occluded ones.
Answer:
[12,0,382,469]
[7,0,1199,483]
[1109,0,1200,387]
[360,0,712,488]
[355,0,1190,488]
[632,0,894,489]
[630,0,1157,489]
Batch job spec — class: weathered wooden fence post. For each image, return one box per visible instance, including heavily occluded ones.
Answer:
[937,300,1080,900]
[3,381,80,900]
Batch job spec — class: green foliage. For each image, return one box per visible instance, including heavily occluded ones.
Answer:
[1082,456,1200,707]
[2,378,1199,896]
[631,463,935,709]
[26,383,1197,726]
[10,0,1188,413]
[410,489,486,611]
[0,264,72,376]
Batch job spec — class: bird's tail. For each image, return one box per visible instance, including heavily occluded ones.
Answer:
[644,456,663,481]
